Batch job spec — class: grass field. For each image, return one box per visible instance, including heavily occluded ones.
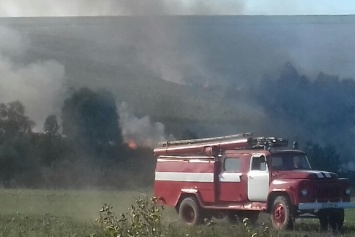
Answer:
[0,188,355,236]
[0,188,151,236]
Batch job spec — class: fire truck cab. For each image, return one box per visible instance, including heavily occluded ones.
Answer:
[153,133,355,230]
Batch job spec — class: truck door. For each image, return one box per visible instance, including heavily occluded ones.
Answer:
[218,156,246,202]
[247,155,269,202]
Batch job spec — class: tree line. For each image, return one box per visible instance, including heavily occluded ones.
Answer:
[256,63,355,164]
[0,87,155,189]
[1,84,355,189]
[255,63,355,182]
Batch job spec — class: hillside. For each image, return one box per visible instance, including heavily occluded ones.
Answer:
[2,15,355,137]
[1,16,264,136]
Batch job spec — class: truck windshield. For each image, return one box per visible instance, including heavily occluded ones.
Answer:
[271,154,311,171]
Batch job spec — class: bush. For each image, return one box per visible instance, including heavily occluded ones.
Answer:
[94,197,272,237]
[96,197,163,237]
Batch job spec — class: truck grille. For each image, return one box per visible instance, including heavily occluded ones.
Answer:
[313,186,340,198]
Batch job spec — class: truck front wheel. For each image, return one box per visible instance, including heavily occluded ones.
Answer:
[271,196,294,230]
[179,197,202,225]
[319,208,344,231]
[329,208,344,231]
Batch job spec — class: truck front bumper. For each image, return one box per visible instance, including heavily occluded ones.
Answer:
[298,202,355,210]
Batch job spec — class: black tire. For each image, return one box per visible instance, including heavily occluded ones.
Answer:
[178,197,203,225]
[318,208,344,231]
[270,196,294,230]
[329,209,344,231]
[318,210,329,231]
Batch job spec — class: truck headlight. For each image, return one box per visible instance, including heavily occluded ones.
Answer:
[345,187,351,195]
[301,189,308,197]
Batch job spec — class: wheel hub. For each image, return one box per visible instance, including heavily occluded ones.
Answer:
[274,204,285,225]
[183,206,195,223]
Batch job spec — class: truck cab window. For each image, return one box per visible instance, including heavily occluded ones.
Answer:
[224,158,241,172]
[251,156,267,171]
[271,154,311,170]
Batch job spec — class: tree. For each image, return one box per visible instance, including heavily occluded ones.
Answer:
[304,141,341,173]
[256,64,355,165]
[0,101,35,187]
[61,88,123,157]
[43,114,60,136]
[35,114,69,167]
[0,101,34,137]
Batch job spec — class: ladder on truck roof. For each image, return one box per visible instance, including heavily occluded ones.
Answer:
[154,132,288,157]
[163,132,253,146]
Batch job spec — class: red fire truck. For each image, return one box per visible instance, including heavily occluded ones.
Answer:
[153,133,355,230]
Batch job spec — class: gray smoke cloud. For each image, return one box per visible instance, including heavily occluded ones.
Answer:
[2,15,355,145]
[118,102,173,147]
[1,0,352,17]
[0,27,66,131]
[65,15,355,88]
[0,0,244,17]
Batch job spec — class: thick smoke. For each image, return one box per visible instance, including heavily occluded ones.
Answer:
[2,16,355,152]
[118,102,173,147]
[0,0,243,89]
[0,0,351,17]
[256,63,355,167]
[64,15,355,88]
[0,27,66,131]
[0,0,244,17]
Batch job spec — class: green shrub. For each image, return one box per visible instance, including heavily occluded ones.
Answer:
[95,197,272,237]
[94,196,355,237]
[96,197,164,237]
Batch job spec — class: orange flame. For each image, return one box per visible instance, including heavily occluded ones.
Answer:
[128,139,137,150]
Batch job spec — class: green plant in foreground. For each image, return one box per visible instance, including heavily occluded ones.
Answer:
[96,197,164,237]
[95,196,274,237]
[95,196,355,237]
[240,217,270,237]
[212,216,271,237]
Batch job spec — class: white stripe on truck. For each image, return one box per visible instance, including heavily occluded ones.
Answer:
[321,171,332,178]
[155,172,214,182]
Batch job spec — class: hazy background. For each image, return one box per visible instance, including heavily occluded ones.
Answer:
[1,15,355,135]
[0,0,355,16]
[1,1,355,171]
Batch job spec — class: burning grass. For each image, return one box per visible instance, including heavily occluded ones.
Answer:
[0,188,355,236]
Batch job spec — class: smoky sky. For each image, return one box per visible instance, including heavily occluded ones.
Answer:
[0,26,66,131]
[1,0,353,16]
[1,15,355,141]
[68,16,355,84]
[0,0,244,17]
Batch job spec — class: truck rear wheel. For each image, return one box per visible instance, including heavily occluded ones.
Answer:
[179,197,202,225]
[271,196,294,230]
